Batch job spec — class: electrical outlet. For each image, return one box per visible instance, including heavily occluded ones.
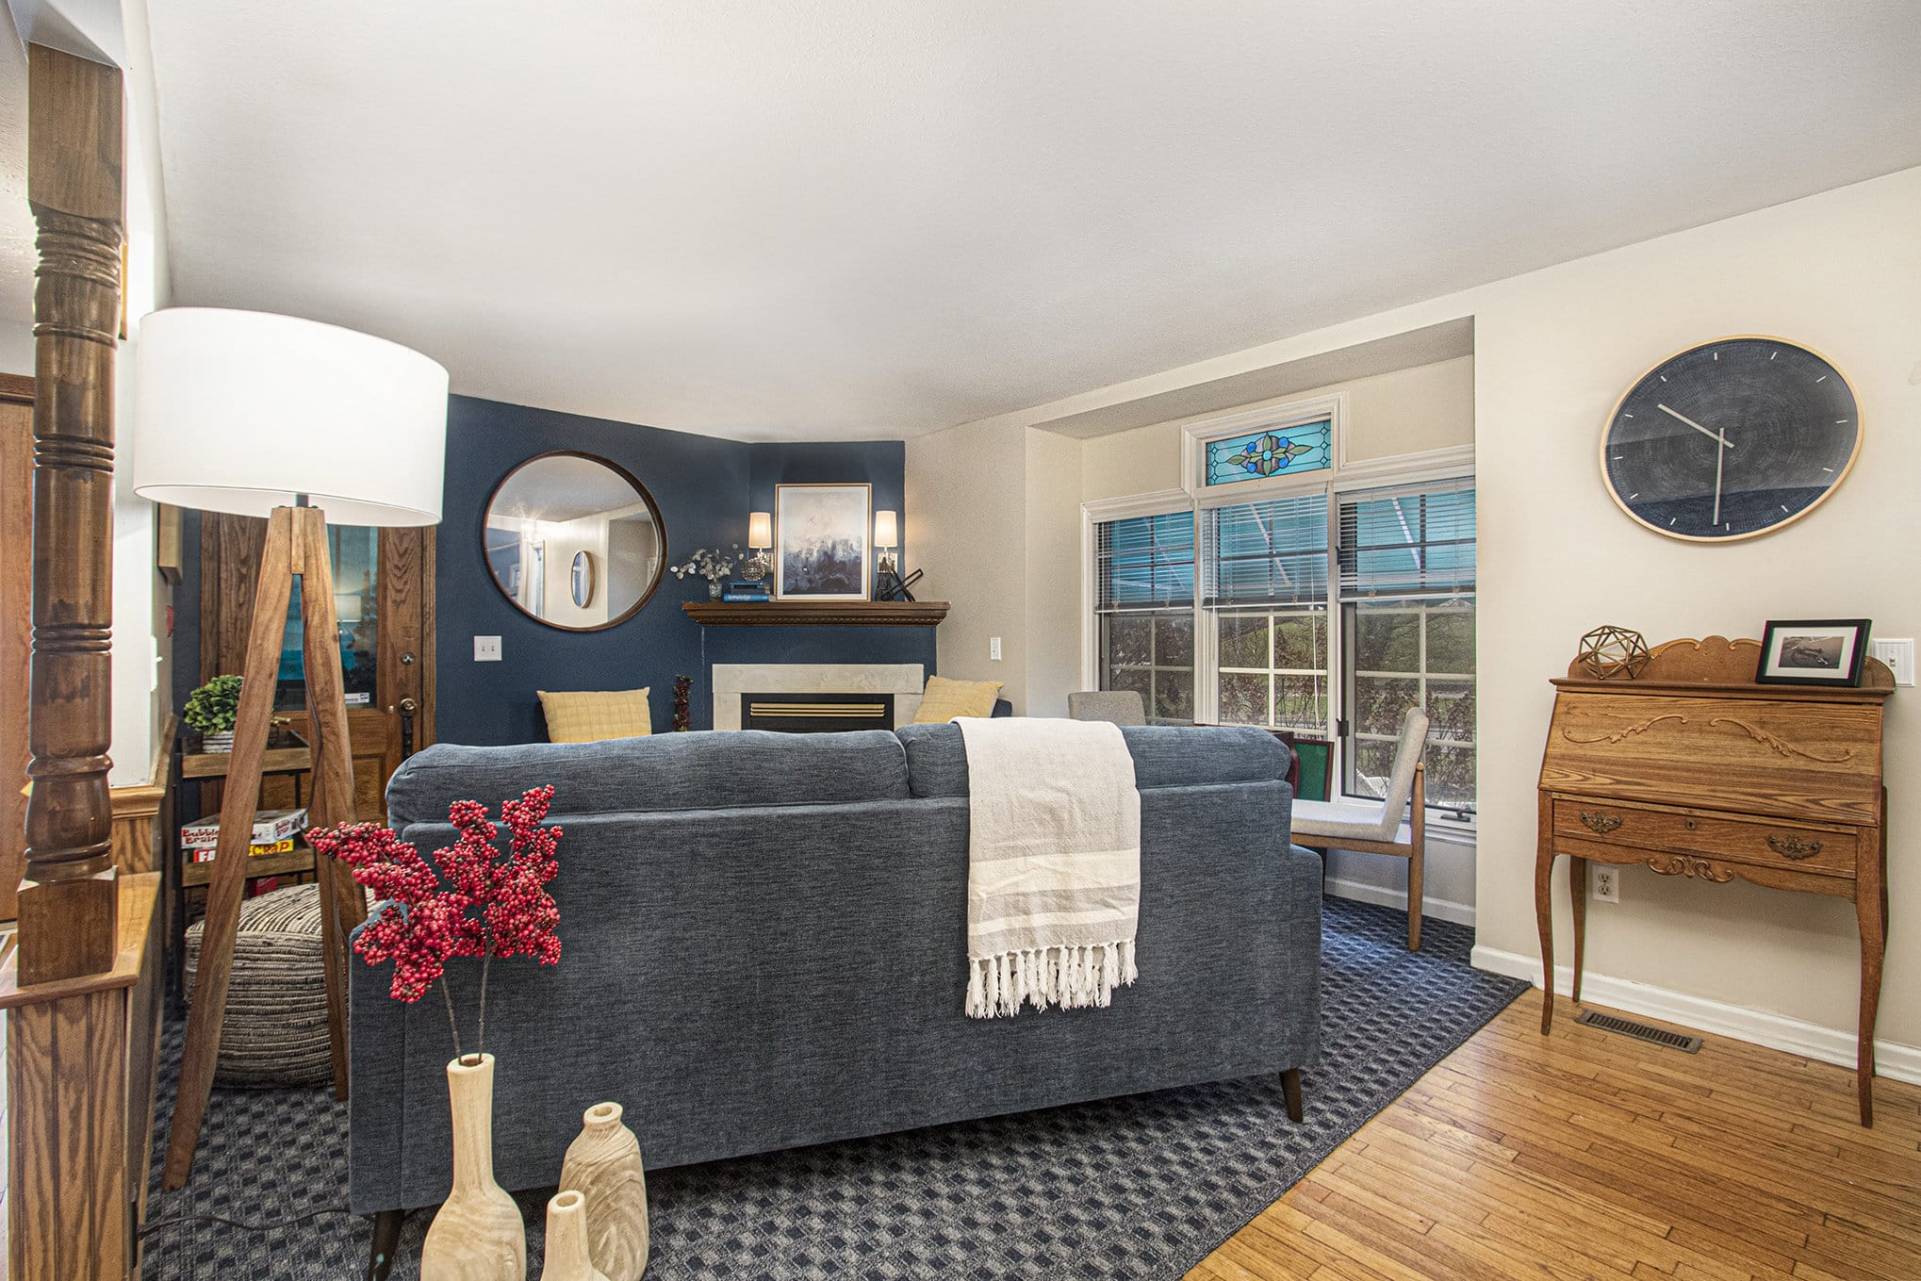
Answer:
[1591,866,1620,904]
[1870,638,1915,686]
[474,635,502,662]
[990,636,1002,661]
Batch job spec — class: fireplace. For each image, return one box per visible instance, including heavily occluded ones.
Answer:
[711,663,925,731]
[740,692,897,733]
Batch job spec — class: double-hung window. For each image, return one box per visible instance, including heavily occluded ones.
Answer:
[1337,482,1476,818]
[1093,509,1196,724]
[1086,393,1476,821]
[1203,493,1331,734]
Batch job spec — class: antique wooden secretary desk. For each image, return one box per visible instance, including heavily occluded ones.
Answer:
[1536,636,1893,1124]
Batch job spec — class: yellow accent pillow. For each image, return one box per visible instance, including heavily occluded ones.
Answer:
[912,676,1003,723]
[538,688,652,743]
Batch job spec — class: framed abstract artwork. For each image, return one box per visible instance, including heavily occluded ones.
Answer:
[774,483,872,601]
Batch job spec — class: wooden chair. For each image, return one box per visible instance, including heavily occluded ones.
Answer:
[1290,706,1430,950]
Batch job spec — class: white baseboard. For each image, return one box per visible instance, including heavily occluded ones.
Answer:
[1472,944,1921,1087]
[1325,876,1475,928]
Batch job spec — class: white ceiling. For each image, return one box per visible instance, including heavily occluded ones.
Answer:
[146,2,1921,442]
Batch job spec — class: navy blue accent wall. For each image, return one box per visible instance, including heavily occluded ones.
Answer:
[435,396,750,744]
[170,396,916,746]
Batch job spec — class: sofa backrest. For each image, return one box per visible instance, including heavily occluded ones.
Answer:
[390,722,1291,826]
[894,722,1291,798]
[387,730,910,828]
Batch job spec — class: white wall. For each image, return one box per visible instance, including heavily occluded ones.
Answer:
[1081,355,1475,502]
[0,324,31,375]
[1470,168,1921,1053]
[906,417,1032,708]
[909,165,1921,1065]
[106,0,174,786]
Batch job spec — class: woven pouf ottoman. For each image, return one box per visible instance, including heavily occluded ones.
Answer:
[184,882,337,1088]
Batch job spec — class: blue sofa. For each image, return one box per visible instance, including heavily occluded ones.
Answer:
[349,724,1319,1223]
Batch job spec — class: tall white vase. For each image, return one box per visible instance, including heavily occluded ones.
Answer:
[557,1102,650,1281]
[539,1191,611,1281]
[421,1055,527,1281]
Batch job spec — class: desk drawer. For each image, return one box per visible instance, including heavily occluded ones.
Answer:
[1553,801,1857,876]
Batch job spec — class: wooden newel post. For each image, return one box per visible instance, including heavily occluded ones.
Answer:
[19,45,125,984]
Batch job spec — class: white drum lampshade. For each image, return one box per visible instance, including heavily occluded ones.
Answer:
[132,308,449,526]
[873,509,898,549]
[747,510,773,550]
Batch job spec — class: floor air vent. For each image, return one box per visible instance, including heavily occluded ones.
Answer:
[1574,1009,1703,1053]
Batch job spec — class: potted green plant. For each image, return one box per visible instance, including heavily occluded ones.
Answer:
[184,674,244,752]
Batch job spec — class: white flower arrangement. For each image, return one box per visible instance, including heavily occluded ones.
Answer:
[669,545,742,587]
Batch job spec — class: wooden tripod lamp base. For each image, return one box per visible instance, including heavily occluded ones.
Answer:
[162,504,370,1188]
[129,306,450,1188]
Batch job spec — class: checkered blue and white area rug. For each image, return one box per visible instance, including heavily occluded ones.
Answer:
[142,897,1527,1280]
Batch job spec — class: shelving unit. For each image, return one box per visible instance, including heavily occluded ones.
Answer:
[164,728,317,1013]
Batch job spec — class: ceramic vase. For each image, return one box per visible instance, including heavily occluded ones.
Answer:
[538,1191,611,1281]
[557,1102,649,1281]
[421,1055,527,1281]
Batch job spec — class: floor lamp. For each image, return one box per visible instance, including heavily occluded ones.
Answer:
[130,308,448,1188]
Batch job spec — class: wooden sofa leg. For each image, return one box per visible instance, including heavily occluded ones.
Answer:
[367,1209,405,1281]
[1282,1068,1304,1123]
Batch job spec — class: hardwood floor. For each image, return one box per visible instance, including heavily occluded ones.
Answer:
[1193,996,1921,1281]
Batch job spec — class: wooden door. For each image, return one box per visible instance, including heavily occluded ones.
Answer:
[0,374,33,920]
[200,514,435,820]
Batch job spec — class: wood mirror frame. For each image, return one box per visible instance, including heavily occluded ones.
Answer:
[480,450,666,632]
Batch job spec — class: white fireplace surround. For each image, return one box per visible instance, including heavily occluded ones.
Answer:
[712,663,926,731]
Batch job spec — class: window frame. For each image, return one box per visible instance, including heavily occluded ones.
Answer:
[1083,441,1476,828]
[1181,394,1346,500]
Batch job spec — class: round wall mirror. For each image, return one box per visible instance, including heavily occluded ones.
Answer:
[482,451,664,630]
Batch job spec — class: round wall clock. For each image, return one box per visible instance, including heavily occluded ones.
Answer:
[1600,337,1860,541]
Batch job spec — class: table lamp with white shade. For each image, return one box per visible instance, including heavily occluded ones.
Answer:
[131,307,448,1189]
[743,509,773,583]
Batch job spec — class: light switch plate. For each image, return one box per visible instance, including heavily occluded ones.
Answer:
[474,635,502,662]
[1870,638,1915,686]
[990,636,1002,661]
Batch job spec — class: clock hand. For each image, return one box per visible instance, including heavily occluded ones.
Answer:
[1657,403,1735,450]
[1712,428,1725,527]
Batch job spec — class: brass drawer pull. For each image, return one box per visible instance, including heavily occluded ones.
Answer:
[1767,834,1823,860]
[1579,811,1623,835]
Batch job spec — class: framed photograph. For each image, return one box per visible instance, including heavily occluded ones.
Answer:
[1755,618,1871,686]
[774,483,872,601]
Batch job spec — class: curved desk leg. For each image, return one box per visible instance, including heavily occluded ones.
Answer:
[1856,817,1886,1127]
[1536,794,1556,1034]
[1569,857,1587,1006]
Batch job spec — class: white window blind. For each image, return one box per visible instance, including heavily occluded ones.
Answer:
[1337,480,1476,601]
[1202,493,1329,609]
[1094,510,1195,613]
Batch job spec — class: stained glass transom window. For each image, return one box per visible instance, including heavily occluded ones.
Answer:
[1204,418,1332,487]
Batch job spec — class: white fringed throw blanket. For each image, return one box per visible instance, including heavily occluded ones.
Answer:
[956,716,1141,1018]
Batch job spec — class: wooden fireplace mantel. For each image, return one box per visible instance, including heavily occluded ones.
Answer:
[682,600,950,627]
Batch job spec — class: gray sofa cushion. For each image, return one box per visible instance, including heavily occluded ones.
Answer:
[387,730,909,826]
[896,722,1291,799]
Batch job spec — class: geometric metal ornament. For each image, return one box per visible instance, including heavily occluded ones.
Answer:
[1576,625,1651,680]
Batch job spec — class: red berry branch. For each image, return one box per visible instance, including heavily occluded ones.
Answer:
[310,785,562,1063]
